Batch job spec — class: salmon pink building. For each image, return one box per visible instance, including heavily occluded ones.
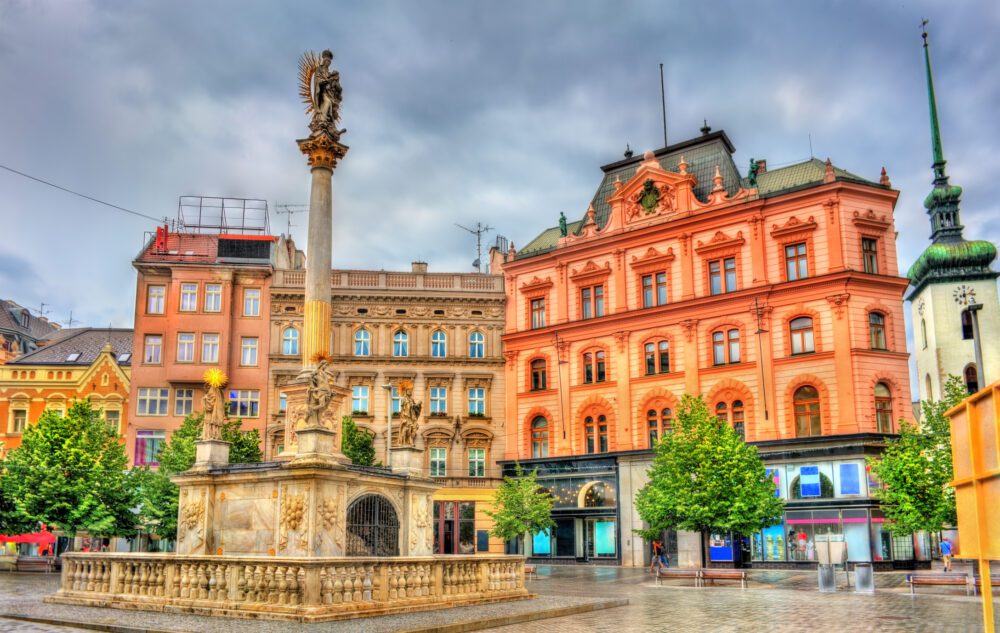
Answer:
[497,128,917,569]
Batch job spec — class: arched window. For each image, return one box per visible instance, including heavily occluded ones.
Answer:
[644,340,670,375]
[920,318,928,349]
[732,400,745,440]
[392,330,409,357]
[584,414,609,454]
[531,416,549,458]
[712,329,740,365]
[647,407,673,447]
[869,312,887,350]
[530,359,547,391]
[874,383,893,433]
[353,328,371,357]
[794,385,821,437]
[715,401,728,422]
[281,327,299,356]
[469,331,485,358]
[789,317,814,355]
[961,309,974,340]
[582,350,606,384]
[925,374,933,399]
[965,364,979,394]
[431,330,447,357]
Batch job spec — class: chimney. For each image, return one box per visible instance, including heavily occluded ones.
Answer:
[756,159,767,174]
[411,261,428,274]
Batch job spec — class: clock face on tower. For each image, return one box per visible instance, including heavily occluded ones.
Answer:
[953,285,977,306]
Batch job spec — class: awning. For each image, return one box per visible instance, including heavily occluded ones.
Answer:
[0,531,57,544]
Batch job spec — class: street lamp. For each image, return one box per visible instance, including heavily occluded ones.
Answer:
[967,303,985,391]
[381,383,393,468]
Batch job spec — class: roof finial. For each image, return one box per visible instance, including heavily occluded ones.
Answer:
[879,166,891,187]
[678,155,688,175]
[712,165,724,192]
[921,19,948,184]
[700,119,711,135]
[823,158,835,183]
[624,143,634,159]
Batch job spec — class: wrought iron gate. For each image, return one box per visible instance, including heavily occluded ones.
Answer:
[346,494,400,556]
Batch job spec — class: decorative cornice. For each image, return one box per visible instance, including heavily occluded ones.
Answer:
[569,260,612,283]
[694,230,745,257]
[519,276,554,295]
[851,208,892,233]
[629,246,676,273]
[770,216,817,242]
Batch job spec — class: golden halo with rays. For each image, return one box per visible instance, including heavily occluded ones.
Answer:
[203,368,228,389]
[311,351,332,364]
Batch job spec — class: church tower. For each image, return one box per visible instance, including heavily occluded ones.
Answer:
[907,25,999,400]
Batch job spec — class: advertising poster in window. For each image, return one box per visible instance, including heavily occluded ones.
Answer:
[709,532,734,561]
[839,463,861,496]
[799,465,821,497]
[594,521,616,556]
[765,467,781,497]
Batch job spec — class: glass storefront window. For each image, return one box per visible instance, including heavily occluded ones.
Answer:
[433,501,475,555]
[842,509,871,562]
[532,529,551,555]
[870,510,892,562]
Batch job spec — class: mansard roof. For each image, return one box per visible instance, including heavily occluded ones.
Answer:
[12,328,133,366]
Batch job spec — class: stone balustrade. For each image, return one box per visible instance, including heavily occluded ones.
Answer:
[49,553,529,622]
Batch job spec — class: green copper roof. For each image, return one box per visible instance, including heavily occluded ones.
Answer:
[906,240,998,287]
[753,158,875,195]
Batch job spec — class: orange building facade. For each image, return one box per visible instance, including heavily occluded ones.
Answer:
[497,130,916,568]
[128,229,275,467]
[0,328,132,455]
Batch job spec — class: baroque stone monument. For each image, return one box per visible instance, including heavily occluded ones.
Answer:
[46,47,527,622]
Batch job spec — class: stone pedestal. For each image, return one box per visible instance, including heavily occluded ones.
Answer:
[192,439,230,470]
[390,446,426,477]
[279,377,351,462]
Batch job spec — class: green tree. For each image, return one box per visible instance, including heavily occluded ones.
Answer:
[1,401,136,537]
[635,395,784,561]
[341,416,376,466]
[486,465,555,553]
[135,414,261,538]
[867,375,965,534]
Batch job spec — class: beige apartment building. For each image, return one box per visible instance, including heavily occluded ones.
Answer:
[268,258,508,555]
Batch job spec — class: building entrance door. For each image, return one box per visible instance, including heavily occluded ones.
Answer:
[584,517,617,561]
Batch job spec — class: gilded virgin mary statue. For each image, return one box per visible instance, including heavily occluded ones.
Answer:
[298,49,344,138]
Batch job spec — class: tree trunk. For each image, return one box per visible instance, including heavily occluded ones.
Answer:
[701,529,711,568]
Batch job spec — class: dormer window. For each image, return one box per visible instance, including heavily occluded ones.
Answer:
[65,352,81,362]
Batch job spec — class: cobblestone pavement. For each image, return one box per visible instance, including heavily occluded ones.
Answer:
[484,565,1000,633]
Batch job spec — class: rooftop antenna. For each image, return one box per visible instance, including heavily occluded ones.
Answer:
[275,204,308,236]
[33,302,49,318]
[659,63,668,148]
[808,133,814,159]
[65,310,77,328]
[455,222,494,273]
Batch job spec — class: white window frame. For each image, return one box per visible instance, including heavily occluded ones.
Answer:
[354,329,371,356]
[468,447,486,478]
[179,283,198,312]
[177,332,195,363]
[430,386,448,414]
[468,387,486,415]
[243,288,261,317]
[431,330,447,357]
[143,335,162,364]
[393,330,409,357]
[174,388,194,416]
[227,389,260,418]
[282,327,299,356]
[468,331,485,358]
[10,409,27,433]
[352,385,370,414]
[241,337,259,366]
[147,285,165,314]
[202,333,220,363]
[137,387,169,416]
[430,447,447,477]
[204,283,223,312]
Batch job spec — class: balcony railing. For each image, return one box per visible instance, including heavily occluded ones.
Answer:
[273,269,503,293]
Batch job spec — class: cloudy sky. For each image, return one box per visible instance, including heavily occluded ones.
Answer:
[1,1,997,337]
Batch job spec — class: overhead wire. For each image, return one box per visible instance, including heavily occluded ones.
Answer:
[0,163,165,224]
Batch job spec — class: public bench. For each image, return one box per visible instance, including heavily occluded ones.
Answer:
[0,555,17,572]
[906,573,971,596]
[15,556,55,573]
[972,575,1000,596]
[655,567,701,587]
[524,564,537,580]
[701,569,748,589]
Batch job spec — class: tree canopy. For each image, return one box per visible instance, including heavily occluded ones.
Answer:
[867,375,964,534]
[341,416,376,466]
[1,400,136,536]
[135,414,261,538]
[635,395,784,539]
[486,465,555,546]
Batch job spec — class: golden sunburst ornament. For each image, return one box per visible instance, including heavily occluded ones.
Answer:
[312,351,332,364]
[203,368,228,389]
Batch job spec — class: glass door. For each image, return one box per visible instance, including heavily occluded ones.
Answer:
[584,517,617,560]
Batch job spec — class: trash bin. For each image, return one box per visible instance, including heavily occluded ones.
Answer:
[853,562,875,593]
[818,564,837,592]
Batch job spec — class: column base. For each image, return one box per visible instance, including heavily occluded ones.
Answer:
[192,439,231,470]
[390,446,426,477]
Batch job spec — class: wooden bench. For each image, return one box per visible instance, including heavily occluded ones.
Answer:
[972,575,1000,596]
[702,569,748,589]
[655,567,701,587]
[15,556,55,573]
[906,573,971,596]
[523,564,537,580]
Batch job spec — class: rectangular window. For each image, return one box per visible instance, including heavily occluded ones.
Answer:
[146,285,165,314]
[580,284,604,319]
[227,389,260,418]
[728,330,741,363]
[862,238,879,274]
[839,463,861,496]
[137,387,169,416]
[278,392,287,412]
[430,387,448,414]
[204,283,222,312]
[656,272,667,305]
[468,387,485,415]
[134,430,166,467]
[243,288,261,316]
[785,243,808,281]
[352,385,370,414]
[468,448,486,477]
[642,275,654,308]
[174,388,194,416]
[104,410,121,433]
[176,332,195,363]
[430,447,447,477]
[202,333,220,363]
[709,261,722,295]
[11,409,27,433]
[594,285,605,316]
[724,257,737,292]
[642,272,668,307]
[391,387,401,415]
[530,298,546,329]
[240,337,258,366]
[179,283,198,311]
[713,332,725,365]
[143,335,162,364]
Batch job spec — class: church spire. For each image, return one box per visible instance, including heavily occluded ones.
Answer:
[920,20,964,243]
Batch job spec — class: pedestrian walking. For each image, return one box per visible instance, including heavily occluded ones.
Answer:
[649,539,664,573]
[940,538,953,572]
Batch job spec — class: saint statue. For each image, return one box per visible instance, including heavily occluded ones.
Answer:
[299,49,344,138]
[306,359,337,427]
[748,157,759,188]
[202,384,226,440]
[558,212,568,237]
[396,385,422,447]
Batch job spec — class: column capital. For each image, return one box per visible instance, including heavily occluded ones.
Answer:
[297,132,349,169]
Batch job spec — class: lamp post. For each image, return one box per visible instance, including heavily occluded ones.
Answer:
[967,303,985,390]
[382,383,393,468]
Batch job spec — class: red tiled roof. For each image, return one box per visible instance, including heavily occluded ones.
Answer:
[136,234,219,263]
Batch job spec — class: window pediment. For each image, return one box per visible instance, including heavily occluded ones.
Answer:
[630,246,676,273]
[851,208,892,233]
[519,276,553,295]
[695,230,745,257]
[770,216,817,243]
[569,260,612,283]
